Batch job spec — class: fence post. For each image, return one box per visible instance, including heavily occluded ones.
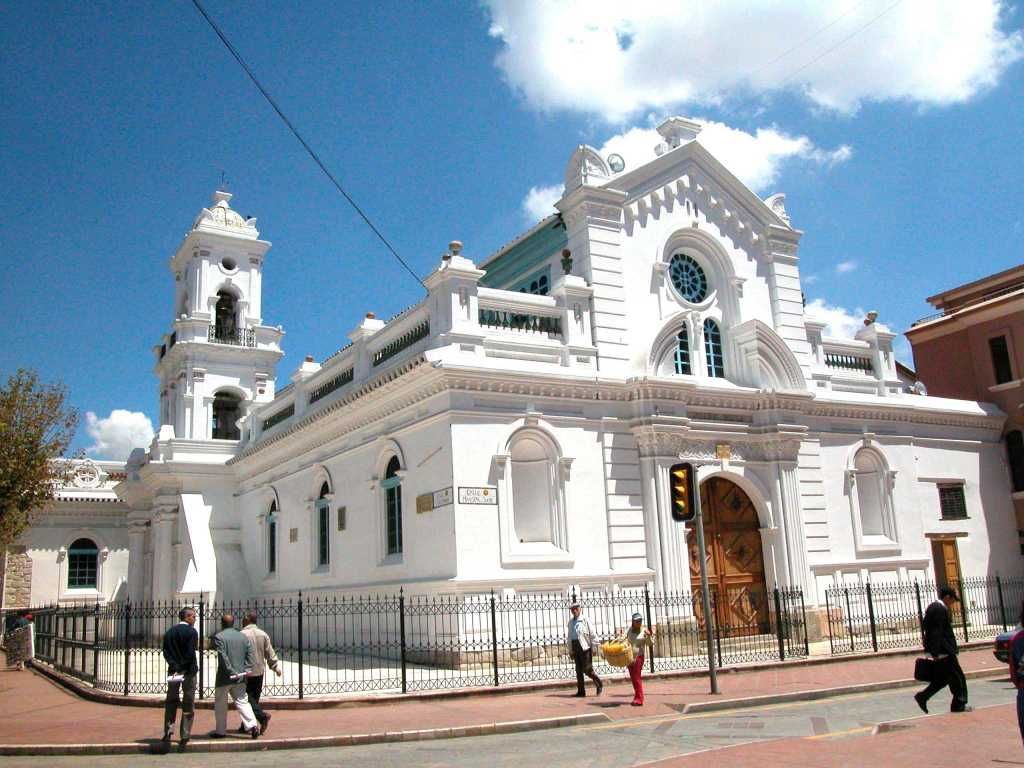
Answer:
[844,588,855,653]
[643,585,655,673]
[914,581,925,644]
[297,592,304,700]
[799,589,809,656]
[398,589,407,694]
[825,589,835,655]
[712,591,723,668]
[92,601,100,683]
[122,599,131,697]
[198,592,205,699]
[958,579,969,643]
[773,588,785,662]
[997,575,1008,631]
[866,582,878,653]
[490,590,499,688]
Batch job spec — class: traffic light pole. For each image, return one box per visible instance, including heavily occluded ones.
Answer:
[693,488,719,695]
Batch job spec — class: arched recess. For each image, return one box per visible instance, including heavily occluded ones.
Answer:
[259,488,281,576]
[375,438,407,561]
[59,530,110,598]
[660,227,741,323]
[648,311,698,375]
[309,464,335,499]
[213,283,243,340]
[493,421,573,567]
[211,387,245,440]
[730,319,807,390]
[844,443,899,552]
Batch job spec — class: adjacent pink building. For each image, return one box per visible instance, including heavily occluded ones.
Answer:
[907,264,1024,554]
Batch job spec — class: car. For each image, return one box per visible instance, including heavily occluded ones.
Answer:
[995,628,1021,663]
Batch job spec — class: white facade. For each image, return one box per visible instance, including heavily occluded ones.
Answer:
[1,459,130,609]
[115,118,1020,613]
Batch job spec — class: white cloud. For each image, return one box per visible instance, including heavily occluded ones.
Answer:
[484,1,1023,120]
[836,260,858,273]
[521,184,562,221]
[805,298,866,339]
[85,410,154,461]
[519,117,851,218]
[803,274,819,285]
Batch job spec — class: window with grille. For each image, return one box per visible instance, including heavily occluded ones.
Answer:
[938,484,968,520]
[315,482,331,567]
[1008,431,1024,493]
[267,501,277,574]
[674,327,691,375]
[67,538,98,589]
[704,319,725,378]
[383,457,403,555]
[990,335,1014,385]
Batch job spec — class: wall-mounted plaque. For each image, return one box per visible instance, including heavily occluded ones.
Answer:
[337,506,346,531]
[416,494,434,514]
[289,527,298,543]
[458,486,498,505]
[433,487,454,508]
[715,444,732,460]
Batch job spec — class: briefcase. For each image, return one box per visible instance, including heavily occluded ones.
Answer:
[913,657,934,682]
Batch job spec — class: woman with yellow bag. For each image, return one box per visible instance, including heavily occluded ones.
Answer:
[612,612,654,706]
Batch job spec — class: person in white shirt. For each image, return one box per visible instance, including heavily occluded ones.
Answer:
[566,601,603,697]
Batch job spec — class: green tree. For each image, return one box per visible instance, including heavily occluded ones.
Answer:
[0,369,79,548]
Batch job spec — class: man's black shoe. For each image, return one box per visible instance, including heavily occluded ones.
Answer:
[574,691,586,697]
[207,731,228,739]
[259,713,271,736]
[596,680,603,696]
[249,726,260,739]
[913,692,928,713]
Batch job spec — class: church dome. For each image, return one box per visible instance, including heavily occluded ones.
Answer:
[192,190,259,236]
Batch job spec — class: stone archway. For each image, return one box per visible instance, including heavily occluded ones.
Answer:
[687,477,769,635]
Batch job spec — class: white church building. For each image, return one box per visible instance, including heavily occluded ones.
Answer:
[86,117,1018,627]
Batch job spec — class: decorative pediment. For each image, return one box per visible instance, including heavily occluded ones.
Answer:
[731,319,807,391]
[564,145,610,193]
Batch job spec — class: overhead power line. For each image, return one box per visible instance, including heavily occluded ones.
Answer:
[189,0,426,290]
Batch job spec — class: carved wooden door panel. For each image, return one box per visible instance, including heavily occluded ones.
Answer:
[688,478,769,636]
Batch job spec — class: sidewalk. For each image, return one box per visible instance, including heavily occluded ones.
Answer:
[0,647,1006,755]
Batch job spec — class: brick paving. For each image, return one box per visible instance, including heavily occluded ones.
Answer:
[0,646,1005,749]
[648,702,1023,768]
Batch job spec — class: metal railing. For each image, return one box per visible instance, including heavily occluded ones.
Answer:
[824,352,874,373]
[261,404,294,432]
[309,368,354,404]
[18,584,807,699]
[478,309,561,336]
[372,319,430,367]
[824,576,1023,655]
[207,325,256,347]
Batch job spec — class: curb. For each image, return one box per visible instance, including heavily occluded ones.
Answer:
[26,639,997,710]
[679,666,1007,715]
[0,712,611,756]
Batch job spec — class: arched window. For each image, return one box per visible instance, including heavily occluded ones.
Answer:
[67,538,98,589]
[1008,431,1024,493]
[382,457,403,555]
[315,482,331,568]
[267,501,278,574]
[211,392,242,440]
[704,319,724,378]
[674,327,692,375]
[510,432,556,543]
[214,290,238,341]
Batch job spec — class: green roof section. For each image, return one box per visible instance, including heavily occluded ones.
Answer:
[479,216,567,291]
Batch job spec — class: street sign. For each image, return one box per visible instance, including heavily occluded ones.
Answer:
[458,486,497,505]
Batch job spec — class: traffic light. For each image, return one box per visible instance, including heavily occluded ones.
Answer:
[669,462,697,522]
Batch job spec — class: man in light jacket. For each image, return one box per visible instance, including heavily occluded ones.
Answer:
[210,613,260,739]
[566,601,603,697]
[240,611,282,735]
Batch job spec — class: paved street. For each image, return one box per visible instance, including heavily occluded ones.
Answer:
[2,675,1017,767]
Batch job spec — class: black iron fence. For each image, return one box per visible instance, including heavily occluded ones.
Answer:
[13,584,807,699]
[825,576,1024,655]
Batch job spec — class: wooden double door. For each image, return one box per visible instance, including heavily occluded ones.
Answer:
[687,477,769,635]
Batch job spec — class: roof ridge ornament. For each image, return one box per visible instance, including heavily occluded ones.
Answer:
[656,116,702,149]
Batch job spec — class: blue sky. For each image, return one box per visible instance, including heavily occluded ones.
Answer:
[1,1,1022,458]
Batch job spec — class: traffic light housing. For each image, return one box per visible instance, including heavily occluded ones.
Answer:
[669,462,697,522]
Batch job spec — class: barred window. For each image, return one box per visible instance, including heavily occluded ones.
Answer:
[704,318,725,378]
[674,327,691,375]
[67,538,98,589]
[383,457,403,556]
[315,482,331,567]
[938,484,968,520]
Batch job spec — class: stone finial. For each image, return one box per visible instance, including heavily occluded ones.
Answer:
[366,312,376,319]
[561,248,573,276]
[656,117,702,149]
[864,311,879,326]
[449,240,463,257]
[304,354,315,363]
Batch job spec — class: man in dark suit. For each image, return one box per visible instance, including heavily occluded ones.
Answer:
[914,586,969,713]
[161,607,199,747]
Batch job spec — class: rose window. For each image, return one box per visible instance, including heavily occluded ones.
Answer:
[669,254,708,303]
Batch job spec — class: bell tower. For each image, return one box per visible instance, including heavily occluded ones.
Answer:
[154,190,284,443]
